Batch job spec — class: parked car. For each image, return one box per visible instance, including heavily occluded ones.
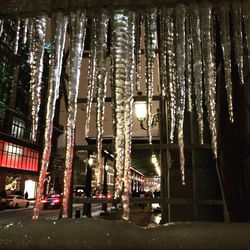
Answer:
[6,195,29,208]
[41,194,62,209]
[0,197,8,210]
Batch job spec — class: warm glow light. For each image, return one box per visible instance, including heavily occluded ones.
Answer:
[88,156,94,166]
[135,101,147,121]
[151,154,157,164]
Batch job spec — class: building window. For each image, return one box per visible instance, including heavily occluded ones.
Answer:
[11,117,25,139]
[0,140,39,171]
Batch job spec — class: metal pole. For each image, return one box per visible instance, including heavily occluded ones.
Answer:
[101,156,108,214]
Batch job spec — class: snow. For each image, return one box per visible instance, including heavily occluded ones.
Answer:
[1,216,250,249]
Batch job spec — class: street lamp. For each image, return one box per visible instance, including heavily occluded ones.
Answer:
[134,92,160,130]
[88,155,94,166]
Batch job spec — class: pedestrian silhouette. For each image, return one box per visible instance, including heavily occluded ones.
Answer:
[24,192,28,199]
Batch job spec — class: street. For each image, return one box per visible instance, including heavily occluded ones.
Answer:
[0,203,107,226]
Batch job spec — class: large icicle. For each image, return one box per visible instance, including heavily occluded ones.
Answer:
[186,11,192,113]
[165,8,177,143]
[123,12,135,221]
[159,11,168,98]
[14,18,21,54]
[33,13,68,220]
[0,20,3,37]
[85,17,97,138]
[190,4,204,144]
[219,2,234,123]
[200,4,217,158]
[23,18,29,44]
[62,10,86,218]
[112,10,127,200]
[135,13,142,93]
[144,9,157,144]
[30,16,47,142]
[28,20,34,65]
[176,4,186,185]
[96,11,109,189]
[242,0,250,61]
[231,2,244,85]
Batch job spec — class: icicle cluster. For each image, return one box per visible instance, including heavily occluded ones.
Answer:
[33,12,68,220]
[30,16,47,142]
[62,10,87,218]
[0,20,3,37]
[14,18,21,54]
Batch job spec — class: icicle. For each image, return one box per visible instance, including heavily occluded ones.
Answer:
[28,20,34,65]
[62,10,86,218]
[85,18,97,138]
[112,10,127,200]
[30,16,47,142]
[23,18,29,44]
[135,13,142,93]
[176,4,186,185]
[123,12,135,221]
[242,0,250,61]
[96,12,109,189]
[200,4,217,158]
[144,9,157,144]
[219,2,234,123]
[14,18,21,54]
[186,11,192,113]
[0,20,3,37]
[231,2,244,85]
[159,11,168,97]
[165,8,177,143]
[190,4,204,144]
[33,12,68,220]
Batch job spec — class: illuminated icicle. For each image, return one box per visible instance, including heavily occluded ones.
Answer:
[176,4,186,185]
[144,9,157,144]
[85,18,97,138]
[186,11,192,113]
[165,8,177,143]
[112,10,127,200]
[33,13,68,220]
[219,2,234,123]
[0,20,3,37]
[28,20,34,65]
[159,11,168,97]
[62,10,86,218]
[14,18,21,54]
[123,12,135,221]
[135,13,142,93]
[190,4,204,144]
[231,2,244,85]
[23,18,29,44]
[30,16,47,142]
[96,12,109,188]
[200,4,217,158]
[242,0,250,61]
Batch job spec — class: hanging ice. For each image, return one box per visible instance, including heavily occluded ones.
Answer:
[30,16,47,142]
[14,18,21,54]
[33,12,68,220]
[62,10,86,218]
[165,8,177,143]
[112,10,127,200]
[242,0,250,61]
[85,18,97,138]
[144,9,157,144]
[231,2,244,85]
[176,4,186,185]
[135,13,142,93]
[201,4,217,158]
[186,11,192,113]
[96,12,108,189]
[159,11,168,98]
[190,4,204,144]
[23,18,29,44]
[0,20,3,37]
[219,2,234,123]
[28,20,34,65]
[123,12,135,221]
